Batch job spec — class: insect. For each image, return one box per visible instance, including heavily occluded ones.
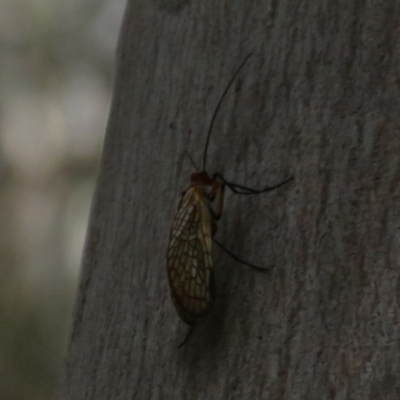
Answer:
[167,54,293,345]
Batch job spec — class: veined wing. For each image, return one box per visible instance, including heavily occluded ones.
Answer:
[167,186,213,325]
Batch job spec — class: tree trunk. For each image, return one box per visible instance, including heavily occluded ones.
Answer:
[60,0,400,398]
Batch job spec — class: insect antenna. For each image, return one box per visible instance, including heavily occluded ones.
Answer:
[182,149,200,170]
[213,238,273,271]
[202,54,253,171]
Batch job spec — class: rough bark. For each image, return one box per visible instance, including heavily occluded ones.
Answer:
[60,0,400,398]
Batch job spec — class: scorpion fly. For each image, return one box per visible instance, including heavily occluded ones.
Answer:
[167,54,293,345]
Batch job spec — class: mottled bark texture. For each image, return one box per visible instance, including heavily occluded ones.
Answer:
[60,0,400,398]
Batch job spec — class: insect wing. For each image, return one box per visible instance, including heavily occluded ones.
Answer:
[167,187,213,324]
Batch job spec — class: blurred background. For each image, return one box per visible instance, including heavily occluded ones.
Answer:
[0,1,126,398]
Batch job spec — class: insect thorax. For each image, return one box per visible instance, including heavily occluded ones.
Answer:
[190,171,213,185]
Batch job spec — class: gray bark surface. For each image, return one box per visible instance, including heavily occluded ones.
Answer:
[61,0,400,399]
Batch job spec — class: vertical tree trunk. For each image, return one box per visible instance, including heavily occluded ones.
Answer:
[60,0,400,398]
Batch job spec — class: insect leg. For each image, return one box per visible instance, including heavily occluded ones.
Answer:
[213,238,273,271]
[208,181,225,221]
[178,326,193,349]
[213,173,293,195]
